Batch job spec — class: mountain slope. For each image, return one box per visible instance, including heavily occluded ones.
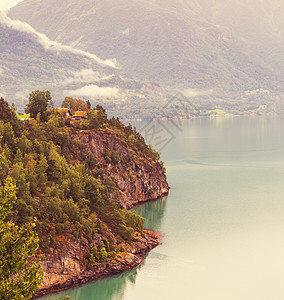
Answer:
[8,0,284,93]
[0,12,118,108]
[0,12,171,119]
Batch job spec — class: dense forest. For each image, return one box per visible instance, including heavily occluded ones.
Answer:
[0,92,166,297]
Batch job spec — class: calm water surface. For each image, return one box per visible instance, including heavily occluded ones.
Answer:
[42,116,284,300]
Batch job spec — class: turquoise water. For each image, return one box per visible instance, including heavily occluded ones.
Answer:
[41,116,284,300]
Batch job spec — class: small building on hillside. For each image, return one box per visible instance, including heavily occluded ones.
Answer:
[72,111,89,120]
[54,108,72,118]
[16,113,30,120]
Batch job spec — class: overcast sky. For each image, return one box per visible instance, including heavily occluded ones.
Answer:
[0,0,23,11]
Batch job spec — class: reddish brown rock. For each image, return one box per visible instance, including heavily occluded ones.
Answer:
[32,129,168,298]
[33,230,160,298]
[71,129,169,208]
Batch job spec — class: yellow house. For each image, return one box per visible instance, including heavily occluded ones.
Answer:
[54,108,72,118]
[72,111,89,120]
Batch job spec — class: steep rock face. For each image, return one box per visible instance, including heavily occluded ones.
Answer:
[72,129,169,209]
[39,239,89,290]
[34,230,160,298]
[32,128,168,297]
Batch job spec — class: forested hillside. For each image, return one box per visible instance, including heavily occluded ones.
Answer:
[0,95,168,296]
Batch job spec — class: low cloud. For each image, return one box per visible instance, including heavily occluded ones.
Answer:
[63,69,114,85]
[183,88,214,98]
[0,12,119,68]
[15,91,28,99]
[66,85,119,98]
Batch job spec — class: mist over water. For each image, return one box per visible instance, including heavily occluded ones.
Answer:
[42,116,284,300]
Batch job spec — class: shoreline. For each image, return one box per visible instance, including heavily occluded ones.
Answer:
[30,127,170,299]
[32,229,161,298]
[121,111,276,122]
[126,190,169,210]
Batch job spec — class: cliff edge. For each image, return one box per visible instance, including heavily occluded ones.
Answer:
[71,128,169,209]
[33,128,169,297]
[33,230,160,298]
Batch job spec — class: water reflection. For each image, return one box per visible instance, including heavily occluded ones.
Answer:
[40,263,144,300]
[40,196,168,300]
[131,196,168,230]
[41,117,284,300]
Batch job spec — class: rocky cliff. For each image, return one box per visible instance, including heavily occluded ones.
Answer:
[71,128,169,209]
[34,230,160,298]
[32,127,169,297]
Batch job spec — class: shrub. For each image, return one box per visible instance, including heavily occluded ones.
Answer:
[111,151,120,165]
[103,149,111,164]
[100,247,108,262]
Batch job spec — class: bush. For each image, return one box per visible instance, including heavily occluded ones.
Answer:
[103,149,111,164]
[121,210,144,233]
[89,245,98,264]
[111,151,120,165]
[100,247,108,262]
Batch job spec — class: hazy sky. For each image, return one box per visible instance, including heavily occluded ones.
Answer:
[0,0,23,11]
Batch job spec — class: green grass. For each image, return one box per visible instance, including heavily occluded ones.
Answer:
[206,108,227,116]
[17,114,30,119]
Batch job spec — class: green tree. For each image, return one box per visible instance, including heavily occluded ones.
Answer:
[111,151,120,165]
[0,98,23,135]
[61,97,87,112]
[100,247,107,262]
[25,90,53,121]
[95,105,107,126]
[86,100,91,110]
[0,179,44,299]
[0,153,44,299]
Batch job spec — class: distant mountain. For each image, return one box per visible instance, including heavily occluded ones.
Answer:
[8,0,284,93]
[1,12,172,118]
[0,12,120,109]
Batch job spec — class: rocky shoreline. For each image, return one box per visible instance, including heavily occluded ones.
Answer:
[31,128,169,299]
[32,229,161,298]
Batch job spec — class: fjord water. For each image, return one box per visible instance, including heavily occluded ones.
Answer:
[42,116,284,300]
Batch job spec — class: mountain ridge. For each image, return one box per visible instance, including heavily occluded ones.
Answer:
[0,12,130,110]
[8,0,284,93]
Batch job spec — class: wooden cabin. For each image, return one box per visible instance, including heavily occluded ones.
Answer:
[72,111,89,120]
[54,108,72,118]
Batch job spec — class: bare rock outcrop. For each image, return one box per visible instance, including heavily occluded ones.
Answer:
[32,129,168,298]
[33,230,160,298]
[71,129,169,208]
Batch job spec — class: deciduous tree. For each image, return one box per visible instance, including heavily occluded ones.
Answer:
[25,90,53,122]
[0,153,44,299]
[61,97,88,112]
[0,98,23,135]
